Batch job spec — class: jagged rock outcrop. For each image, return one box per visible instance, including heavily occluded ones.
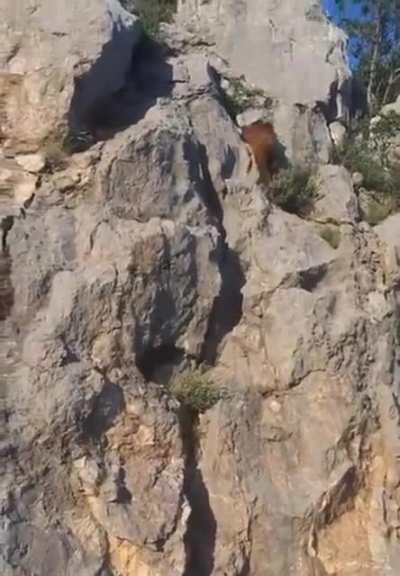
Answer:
[176,0,350,117]
[0,0,140,152]
[2,1,400,576]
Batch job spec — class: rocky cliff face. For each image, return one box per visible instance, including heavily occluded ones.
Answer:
[176,0,350,115]
[1,1,400,576]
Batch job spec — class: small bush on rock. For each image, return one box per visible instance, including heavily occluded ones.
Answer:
[269,166,317,217]
[169,369,220,413]
[337,140,392,193]
[335,113,400,225]
[223,76,272,118]
[121,0,177,38]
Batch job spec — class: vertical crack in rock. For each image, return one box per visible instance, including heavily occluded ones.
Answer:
[190,141,246,365]
[180,409,216,576]
[0,214,17,486]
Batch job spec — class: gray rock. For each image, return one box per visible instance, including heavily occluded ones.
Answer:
[2,2,400,575]
[380,94,400,117]
[329,120,347,147]
[0,0,140,152]
[176,0,350,115]
[313,164,359,223]
[273,101,333,164]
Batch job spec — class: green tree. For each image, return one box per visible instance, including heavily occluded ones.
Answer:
[334,0,400,111]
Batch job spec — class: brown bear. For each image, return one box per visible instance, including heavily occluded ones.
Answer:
[241,121,278,183]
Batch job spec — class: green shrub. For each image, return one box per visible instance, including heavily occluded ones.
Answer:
[337,139,394,193]
[121,0,177,38]
[269,165,317,217]
[337,113,400,195]
[169,369,220,413]
[43,139,69,172]
[319,225,341,249]
[223,76,273,118]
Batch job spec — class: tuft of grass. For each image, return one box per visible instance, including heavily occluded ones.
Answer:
[269,165,317,217]
[223,76,273,118]
[43,139,69,172]
[319,225,341,249]
[169,369,220,413]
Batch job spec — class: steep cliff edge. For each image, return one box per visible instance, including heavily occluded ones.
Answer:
[1,1,400,576]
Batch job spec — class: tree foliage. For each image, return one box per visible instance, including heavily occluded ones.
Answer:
[334,0,400,111]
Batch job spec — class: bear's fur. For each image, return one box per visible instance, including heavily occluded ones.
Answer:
[241,121,278,183]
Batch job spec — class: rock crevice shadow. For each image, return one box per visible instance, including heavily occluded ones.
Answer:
[180,409,217,576]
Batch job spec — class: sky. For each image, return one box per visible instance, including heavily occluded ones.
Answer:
[322,0,362,23]
[322,0,363,67]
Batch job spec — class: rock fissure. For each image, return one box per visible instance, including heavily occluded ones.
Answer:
[180,409,216,576]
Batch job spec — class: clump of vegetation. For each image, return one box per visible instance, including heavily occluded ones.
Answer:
[364,197,393,226]
[43,137,69,172]
[169,369,220,413]
[319,225,341,249]
[335,117,400,224]
[223,75,273,118]
[269,166,317,217]
[121,0,177,38]
[337,138,396,194]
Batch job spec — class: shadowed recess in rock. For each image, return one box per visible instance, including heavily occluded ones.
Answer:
[136,344,186,384]
[184,139,246,364]
[68,37,173,148]
[180,409,216,576]
[0,217,14,321]
[82,380,125,438]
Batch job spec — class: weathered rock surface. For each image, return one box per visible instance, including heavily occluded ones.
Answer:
[176,0,350,115]
[313,164,359,224]
[0,0,140,152]
[2,1,400,576]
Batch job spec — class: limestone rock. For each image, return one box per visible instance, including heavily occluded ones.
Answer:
[15,153,46,174]
[273,101,333,164]
[2,2,400,576]
[380,94,400,117]
[0,158,37,207]
[375,213,400,285]
[0,0,140,152]
[176,0,350,114]
[313,164,359,224]
[329,120,347,147]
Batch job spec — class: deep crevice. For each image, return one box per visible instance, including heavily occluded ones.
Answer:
[189,141,245,365]
[297,264,328,293]
[179,409,216,576]
[0,216,14,321]
[68,34,174,149]
[136,344,186,385]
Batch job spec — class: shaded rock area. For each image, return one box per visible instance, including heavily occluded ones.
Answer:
[2,1,400,576]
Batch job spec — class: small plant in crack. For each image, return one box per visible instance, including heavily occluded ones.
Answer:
[319,225,341,249]
[269,165,317,217]
[169,368,220,413]
[223,75,273,118]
